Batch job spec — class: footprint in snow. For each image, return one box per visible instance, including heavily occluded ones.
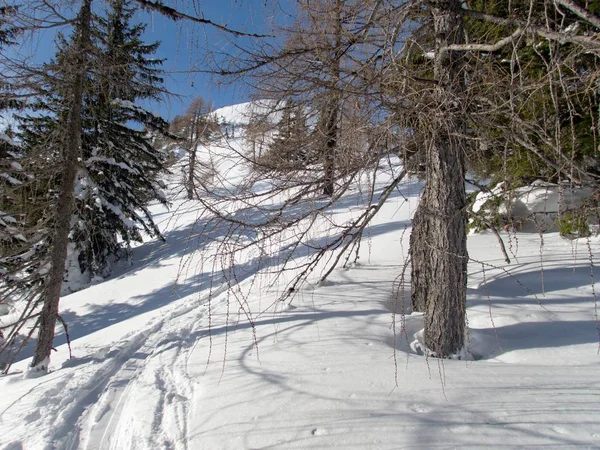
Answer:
[408,403,431,413]
[551,426,570,435]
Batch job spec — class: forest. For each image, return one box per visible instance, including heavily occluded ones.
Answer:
[0,1,599,448]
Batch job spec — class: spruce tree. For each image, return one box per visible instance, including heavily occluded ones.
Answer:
[0,6,17,48]
[72,0,169,281]
[266,99,311,170]
[464,0,600,187]
[0,4,24,245]
[0,5,39,303]
[18,0,169,288]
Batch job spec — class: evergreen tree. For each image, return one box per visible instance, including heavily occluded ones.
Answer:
[463,1,600,187]
[266,99,311,170]
[18,0,169,287]
[0,4,24,244]
[72,0,169,280]
[0,5,38,294]
[0,6,17,48]
[401,1,600,188]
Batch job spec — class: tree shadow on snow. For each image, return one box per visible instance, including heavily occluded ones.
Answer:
[10,203,410,365]
[476,265,600,298]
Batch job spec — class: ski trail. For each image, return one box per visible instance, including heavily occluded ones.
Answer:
[6,322,167,450]
[72,283,229,450]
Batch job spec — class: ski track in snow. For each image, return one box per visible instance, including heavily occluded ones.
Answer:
[71,282,231,450]
[1,280,229,450]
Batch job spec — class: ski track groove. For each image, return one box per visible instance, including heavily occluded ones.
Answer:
[53,282,230,450]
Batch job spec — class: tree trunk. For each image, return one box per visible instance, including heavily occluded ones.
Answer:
[322,0,342,197]
[187,110,199,200]
[409,206,427,313]
[411,0,468,357]
[322,102,338,196]
[31,0,92,371]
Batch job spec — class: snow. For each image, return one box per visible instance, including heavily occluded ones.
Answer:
[500,181,593,225]
[0,211,17,224]
[0,173,22,185]
[1,102,599,449]
[85,156,140,175]
[0,134,14,145]
[471,181,504,214]
[471,180,595,232]
[211,100,280,126]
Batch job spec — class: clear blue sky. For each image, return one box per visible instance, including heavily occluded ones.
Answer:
[141,0,285,120]
[4,1,292,122]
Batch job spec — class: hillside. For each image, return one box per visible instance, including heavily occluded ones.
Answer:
[0,102,599,450]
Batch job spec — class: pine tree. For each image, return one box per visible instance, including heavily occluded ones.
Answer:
[19,0,169,287]
[72,0,169,280]
[261,99,313,171]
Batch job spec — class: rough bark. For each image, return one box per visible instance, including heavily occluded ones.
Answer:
[187,109,199,200]
[409,206,427,313]
[31,0,92,371]
[321,0,342,197]
[322,102,338,196]
[411,0,468,357]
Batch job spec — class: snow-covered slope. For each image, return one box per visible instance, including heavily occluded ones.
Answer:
[1,103,599,450]
[211,100,279,126]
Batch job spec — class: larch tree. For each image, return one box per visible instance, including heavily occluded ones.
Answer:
[225,0,382,196]
[169,96,215,200]
[403,0,600,356]
[409,0,468,357]
[196,0,600,358]
[183,0,409,309]
[30,0,93,371]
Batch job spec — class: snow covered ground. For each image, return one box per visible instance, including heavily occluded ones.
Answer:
[1,105,599,450]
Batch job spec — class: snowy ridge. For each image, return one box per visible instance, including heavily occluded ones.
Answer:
[211,99,279,126]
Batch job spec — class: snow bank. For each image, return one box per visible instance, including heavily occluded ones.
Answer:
[473,180,595,231]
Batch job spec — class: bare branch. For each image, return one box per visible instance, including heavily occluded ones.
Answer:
[555,0,600,30]
[446,28,523,52]
[462,8,600,50]
[134,0,272,38]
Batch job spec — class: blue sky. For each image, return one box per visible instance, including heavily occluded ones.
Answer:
[4,1,291,122]
[141,0,285,119]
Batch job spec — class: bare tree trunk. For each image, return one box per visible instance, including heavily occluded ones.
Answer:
[31,0,92,371]
[409,206,427,313]
[322,102,338,196]
[187,109,199,200]
[411,0,468,357]
[322,0,342,197]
